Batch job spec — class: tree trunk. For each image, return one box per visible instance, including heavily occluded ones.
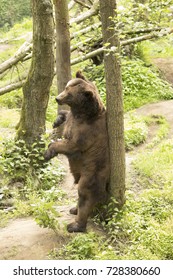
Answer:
[17,0,54,145]
[99,0,126,207]
[53,0,71,137]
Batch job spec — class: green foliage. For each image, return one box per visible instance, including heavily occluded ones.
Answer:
[118,0,173,33]
[31,199,60,233]
[55,232,118,260]
[0,138,65,187]
[59,232,99,260]
[122,59,173,111]
[0,137,65,231]
[91,137,173,260]
[0,0,31,30]
[1,139,45,181]
[97,189,173,259]
[86,59,173,112]
[139,36,173,61]
[0,91,22,109]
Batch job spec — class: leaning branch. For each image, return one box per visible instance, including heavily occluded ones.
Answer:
[68,0,75,10]
[0,79,26,96]
[71,28,173,65]
[121,28,173,46]
[1,28,173,95]
[0,39,32,75]
[70,0,99,25]
[70,22,101,39]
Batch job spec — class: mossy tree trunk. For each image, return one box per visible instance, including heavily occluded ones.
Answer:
[17,0,54,146]
[53,0,71,137]
[99,0,126,207]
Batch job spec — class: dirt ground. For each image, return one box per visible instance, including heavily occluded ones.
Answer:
[0,58,173,260]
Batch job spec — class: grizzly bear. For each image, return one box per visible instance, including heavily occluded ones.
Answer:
[44,71,110,233]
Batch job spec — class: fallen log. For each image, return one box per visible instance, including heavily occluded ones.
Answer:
[0,39,32,75]
[70,0,99,25]
[1,28,173,95]
[71,28,173,65]
[0,79,26,96]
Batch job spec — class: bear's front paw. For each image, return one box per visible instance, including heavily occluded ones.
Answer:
[67,222,86,233]
[69,206,78,215]
[44,143,58,161]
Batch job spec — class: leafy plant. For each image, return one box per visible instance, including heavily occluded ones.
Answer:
[31,199,60,233]
[0,1,31,30]
[85,59,173,112]
[55,232,118,260]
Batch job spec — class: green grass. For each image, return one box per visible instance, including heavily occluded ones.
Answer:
[133,140,173,186]
[0,108,20,128]
[139,35,173,61]
[0,18,32,44]
[57,138,173,260]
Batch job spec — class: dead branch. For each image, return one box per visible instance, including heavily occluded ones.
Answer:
[0,39,32,75]
[68,0,75,10]
[0,32,32,44]
[121,28,173,46]
[70,37,93,52]
[71,28,173,65]
[70,0,99,25]
[71,47,104,65]
[0,79,26,96]
[70,22,101,39]
[123,27,162,35]
[1,27,173,95]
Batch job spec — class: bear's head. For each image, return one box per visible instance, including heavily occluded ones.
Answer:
[56,71,105,119]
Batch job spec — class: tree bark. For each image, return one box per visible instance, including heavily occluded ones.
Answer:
[53,0,71,137]
[16,0,54,145]
[99,0,126,207]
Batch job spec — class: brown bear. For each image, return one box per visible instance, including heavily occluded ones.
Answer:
[44,71,110,233]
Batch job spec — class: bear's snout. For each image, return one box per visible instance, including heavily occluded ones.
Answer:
[56,90,69,105]
[55,96,63,105]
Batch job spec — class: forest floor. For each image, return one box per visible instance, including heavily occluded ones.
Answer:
[0,58,173,260]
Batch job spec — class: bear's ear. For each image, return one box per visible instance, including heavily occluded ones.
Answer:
[76,70,87,81]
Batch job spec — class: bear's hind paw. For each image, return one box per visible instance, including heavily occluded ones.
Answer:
[67,222,86,233]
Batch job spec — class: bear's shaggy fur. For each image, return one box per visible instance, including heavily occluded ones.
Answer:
[44,71,110,232]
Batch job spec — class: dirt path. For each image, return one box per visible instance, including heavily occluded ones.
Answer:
[136,100,173,137]
[1,100,173,260]
[0,156,75,260]
[0,218,58,260]
[0,102,171,260]
[0,56,173,259]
